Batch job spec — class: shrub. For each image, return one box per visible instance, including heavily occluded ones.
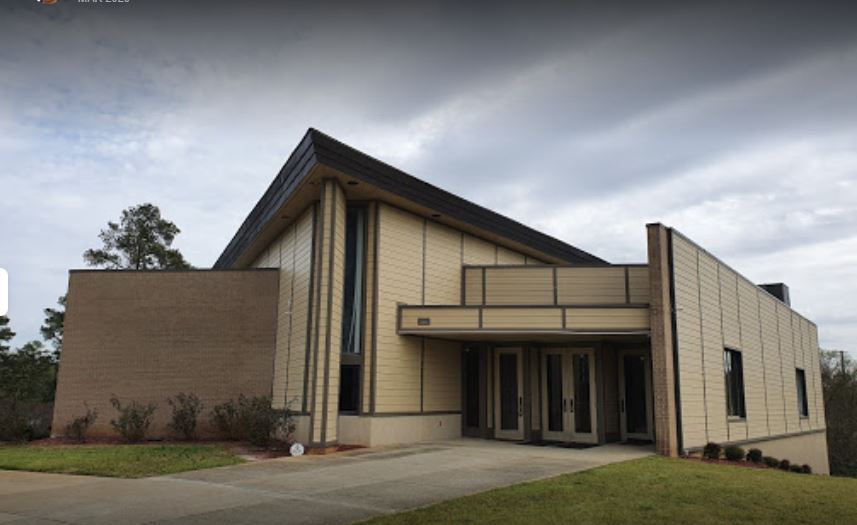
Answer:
[801,464,812,474]
[789,464,803,473]
[702,442,722,460]
[779,459,791,471]
[167,393,203,440]
[746,448,763,464]
[211,395,295,447]
[211,399,242,440]
[110,396,157,442]
[724,445,745,462]
[65,405,98,443]
[763,456,780,468]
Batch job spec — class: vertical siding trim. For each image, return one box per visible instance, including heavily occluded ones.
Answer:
[370,201,380,415]
[667,230,684,454]
[624,266,631,304]
[309,186,327,443]
[552,267,558,306]
[302,204,318,414]
[284,222,297,409]
[717,265,728,441]
[421,219,427,304]
[756,290,771,436]
[734,276,748,440]
[320,181,338,445]
[774,304,788,433]
[481,268,487,306]
[696,250,710,442]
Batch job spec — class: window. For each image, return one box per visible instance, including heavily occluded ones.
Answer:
[341,207,365,354]
[796,368,809,418]
[724,349,746,418]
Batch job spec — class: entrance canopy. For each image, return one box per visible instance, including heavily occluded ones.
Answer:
[397,264,650,343]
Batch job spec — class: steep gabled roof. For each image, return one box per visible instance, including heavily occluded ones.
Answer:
[214,129,606,269]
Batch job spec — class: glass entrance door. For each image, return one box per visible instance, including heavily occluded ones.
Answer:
[540,348,598,443]
[494,348,523,440]
[619,350,654,441]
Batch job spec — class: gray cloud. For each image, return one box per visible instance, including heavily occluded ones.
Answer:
[1,0,856,355]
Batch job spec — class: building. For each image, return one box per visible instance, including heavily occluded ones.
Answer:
[52,129,829,473]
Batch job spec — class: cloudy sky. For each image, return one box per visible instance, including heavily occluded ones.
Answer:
[1,1,855,356]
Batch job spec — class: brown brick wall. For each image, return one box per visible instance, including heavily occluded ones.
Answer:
[52,270,279,438]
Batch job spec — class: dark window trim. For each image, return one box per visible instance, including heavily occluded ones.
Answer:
[724,347,746,419]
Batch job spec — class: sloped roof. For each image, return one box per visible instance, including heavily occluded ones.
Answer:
[214,129,605,268]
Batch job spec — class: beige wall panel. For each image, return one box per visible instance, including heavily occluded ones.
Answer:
[422,339,461,412]
[719,270,741,350]
[698,252,728,443]
[400,307,480,330]
[808,323,825,428]
[759,295,786,435]
[481,308,562,329]
[565,308,649,330]
[737,279,768,439]
[361,202,376,414]
[777,304,798,433]
[556,267,626,304]
[627,267,650,304]
[497,246,525,264]
[672,237,708,448]
[425,221,463,305]
[376,204,423,412]
[791,312,808,432]
[271,224,295,409]
[52,271,279,438]
[286,208,315,412]
[485,267,554,305]
[464,267,483,306]
[463,234,495,265]
[742,431,829,475]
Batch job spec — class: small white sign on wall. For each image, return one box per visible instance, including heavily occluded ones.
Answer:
[0,268,7,316]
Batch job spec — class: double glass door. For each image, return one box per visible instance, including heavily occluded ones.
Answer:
[540,348,598,444]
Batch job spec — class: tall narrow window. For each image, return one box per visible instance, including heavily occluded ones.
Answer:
[339,206,365,413]
[341,207,365,354]
[796,368,809,418]
[724,349,746,418]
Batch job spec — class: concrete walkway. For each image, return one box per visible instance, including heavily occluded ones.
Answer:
[0,439,652,524]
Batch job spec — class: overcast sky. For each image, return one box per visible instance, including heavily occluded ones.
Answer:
[1,1,855,356]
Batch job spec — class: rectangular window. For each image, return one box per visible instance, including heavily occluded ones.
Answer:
[341,207,366,354]
[724,349,746,418]
[796,368,809,418]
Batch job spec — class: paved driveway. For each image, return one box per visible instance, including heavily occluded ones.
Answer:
[0,439,652,524]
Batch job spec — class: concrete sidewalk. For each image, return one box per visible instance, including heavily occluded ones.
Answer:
[0,439,652,524]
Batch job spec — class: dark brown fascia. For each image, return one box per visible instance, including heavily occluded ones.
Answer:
[214,128,606,269]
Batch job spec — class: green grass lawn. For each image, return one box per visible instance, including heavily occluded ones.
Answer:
[0,443,243,478]
[365,456,857,525]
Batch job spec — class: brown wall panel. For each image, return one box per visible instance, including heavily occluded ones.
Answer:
[52,270,279,438]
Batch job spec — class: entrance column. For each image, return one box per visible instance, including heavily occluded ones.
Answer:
[647,224,680,457]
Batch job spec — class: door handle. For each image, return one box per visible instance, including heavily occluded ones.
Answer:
[518,396,523,416]
[569,398,574,412]
[562,398,567,413]
[620,399,625,413]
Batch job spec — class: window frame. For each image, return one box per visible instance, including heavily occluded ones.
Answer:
[796,367,809,418]
[723,348,746,419]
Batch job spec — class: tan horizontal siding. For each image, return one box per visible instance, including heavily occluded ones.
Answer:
[565,307,649,330]
[484,267,553,305]
[400,307,480,330]
[670,233,824,452]
[463,267,483,305]
[481,308,562,329]
[556,267,626,304]
[422,339,461,412]
[627,267,650,303]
